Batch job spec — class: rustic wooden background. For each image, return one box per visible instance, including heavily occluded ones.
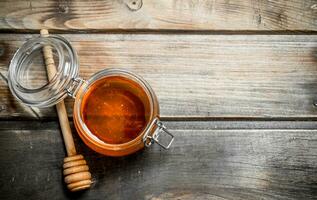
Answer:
[0,0,317,199]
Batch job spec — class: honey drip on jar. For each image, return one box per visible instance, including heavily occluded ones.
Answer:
[82,76,150,144]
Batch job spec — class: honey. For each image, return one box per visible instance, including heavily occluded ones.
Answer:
[81,76,151,144]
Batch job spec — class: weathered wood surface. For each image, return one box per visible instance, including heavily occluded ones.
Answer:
[1,1,316,199]
[1,34,317,119]
[0,0,316,32]
[0,120,316,200]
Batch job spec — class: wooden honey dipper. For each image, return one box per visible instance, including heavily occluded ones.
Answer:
[40,29,92,192]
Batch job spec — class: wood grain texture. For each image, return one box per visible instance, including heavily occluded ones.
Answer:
[1,34,317,119]
[0,120,316,200]
[0,0,316,32]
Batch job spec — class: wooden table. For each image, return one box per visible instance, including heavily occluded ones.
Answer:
[0,1,317,199]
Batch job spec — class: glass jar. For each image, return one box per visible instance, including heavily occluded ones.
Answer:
[8,34,174,156]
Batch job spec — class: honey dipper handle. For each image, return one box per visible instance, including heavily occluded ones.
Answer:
[40,29,76,156]
[40,29,92,192]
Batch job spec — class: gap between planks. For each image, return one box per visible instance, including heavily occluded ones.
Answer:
[1,120,317,131]
[0,30,317,35]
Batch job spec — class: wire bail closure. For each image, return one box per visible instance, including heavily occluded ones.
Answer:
[143,118,174,149]
[66,77,85,98]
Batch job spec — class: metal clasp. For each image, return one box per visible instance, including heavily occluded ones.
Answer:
[143,118,174,149]
[66,77,85,98]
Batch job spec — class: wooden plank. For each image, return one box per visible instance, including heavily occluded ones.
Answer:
[0,0,316,32]
[1,34,317,119]
[0,120,316,199]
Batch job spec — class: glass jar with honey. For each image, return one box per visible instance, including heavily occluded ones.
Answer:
[8,34,174,156]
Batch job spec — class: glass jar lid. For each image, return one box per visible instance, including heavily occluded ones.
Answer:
[8,35,79,107]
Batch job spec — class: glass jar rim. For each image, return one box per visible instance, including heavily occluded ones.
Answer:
[8,35,79,107]
[74,68,159,149]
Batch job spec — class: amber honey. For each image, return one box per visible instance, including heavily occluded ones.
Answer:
[81,76,151,144]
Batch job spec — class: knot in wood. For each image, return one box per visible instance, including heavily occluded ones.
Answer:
[0,46,4,57]
[313,100,317,107]
[59,4,69,14]
[0,105,6,112]
[125,0,142,11]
